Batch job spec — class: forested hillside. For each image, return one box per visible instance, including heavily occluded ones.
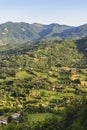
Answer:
[0,38,87,129]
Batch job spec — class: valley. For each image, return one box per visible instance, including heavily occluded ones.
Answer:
[0,33,87,129]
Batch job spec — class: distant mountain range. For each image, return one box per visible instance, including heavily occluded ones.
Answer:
[0,22,87,44]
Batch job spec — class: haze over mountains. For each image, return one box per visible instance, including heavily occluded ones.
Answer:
[0,22,87,45]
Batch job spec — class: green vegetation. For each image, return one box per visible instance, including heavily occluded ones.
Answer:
[16,71,29,79]
[0,37,87,129]
[0,39,86,115]
[0,98,87,130]
[0,22,87,45]
[27,113,55,123]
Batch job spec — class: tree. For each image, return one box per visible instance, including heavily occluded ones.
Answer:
[7,116,13,123]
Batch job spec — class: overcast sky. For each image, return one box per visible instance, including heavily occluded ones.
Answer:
[0,0,87,26]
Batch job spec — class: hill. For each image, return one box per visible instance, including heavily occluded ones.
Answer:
[0,38,87,115]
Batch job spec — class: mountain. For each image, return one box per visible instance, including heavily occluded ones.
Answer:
[61,24,87,40]
[38,23,72,40]
[0,22,40,44]
[0,22,87,45]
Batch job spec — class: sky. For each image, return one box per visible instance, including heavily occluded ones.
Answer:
[0,0,87,26]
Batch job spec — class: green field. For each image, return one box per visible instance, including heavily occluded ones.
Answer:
[28,113,61,123]
[16,71,29,79]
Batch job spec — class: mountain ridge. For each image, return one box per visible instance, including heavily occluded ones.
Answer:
[0,22,87,44]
